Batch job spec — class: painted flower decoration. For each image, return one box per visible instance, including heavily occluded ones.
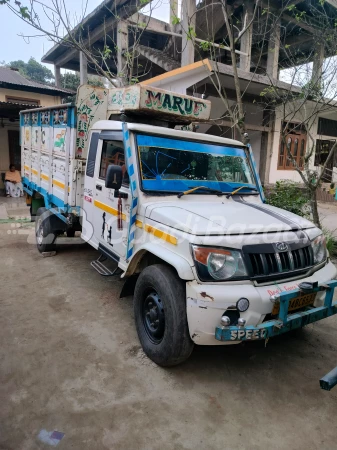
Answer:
[80,114,88,121]
[78,131,85,137]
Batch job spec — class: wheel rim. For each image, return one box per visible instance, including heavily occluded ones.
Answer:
[36,218,44,245]
[142,290,165,344]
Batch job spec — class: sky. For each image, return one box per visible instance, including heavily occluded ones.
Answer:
[0,0,170,72]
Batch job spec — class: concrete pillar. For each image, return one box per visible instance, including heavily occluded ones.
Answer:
[266,20,280,79]
[117,21,129,85]
[79,51,88,85]
[312,42,324,87]
[239,3,254,72]
[54,65,61,88]
[170,0,179,25]
[181,0,196,67]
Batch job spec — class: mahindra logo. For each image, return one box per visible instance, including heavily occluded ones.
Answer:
[275,242,289,252]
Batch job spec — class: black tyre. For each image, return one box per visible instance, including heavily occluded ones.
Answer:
[134,264,194,366]
[66,229,76,238]
[35,207,57,253]
[30,206,36,222]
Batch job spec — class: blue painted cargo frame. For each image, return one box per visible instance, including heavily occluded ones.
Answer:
[22,177,79,224]
[215,280,337,342]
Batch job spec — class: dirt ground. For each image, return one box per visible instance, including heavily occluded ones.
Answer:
[2,218,337,450]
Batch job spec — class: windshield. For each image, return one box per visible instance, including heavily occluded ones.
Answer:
[136,134,257,193]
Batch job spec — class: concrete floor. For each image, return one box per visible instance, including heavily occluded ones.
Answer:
[1,208,337,449]
[318,202,337,237]
[0,197,31,220]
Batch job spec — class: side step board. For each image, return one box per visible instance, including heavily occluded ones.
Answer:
[91,254,124,277]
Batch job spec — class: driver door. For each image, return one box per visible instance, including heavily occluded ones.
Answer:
[93,132,130,262]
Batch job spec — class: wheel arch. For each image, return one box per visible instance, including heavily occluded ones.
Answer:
[124,244,195,281]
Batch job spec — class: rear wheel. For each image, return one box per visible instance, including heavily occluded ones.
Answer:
[66,229,76,238]
[134,264,194,366]
[35,207,57,253]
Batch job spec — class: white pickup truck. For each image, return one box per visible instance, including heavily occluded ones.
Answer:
[21,84,337,366]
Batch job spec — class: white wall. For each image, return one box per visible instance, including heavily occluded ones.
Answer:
[0,88,61,106]
[249,130,262,170]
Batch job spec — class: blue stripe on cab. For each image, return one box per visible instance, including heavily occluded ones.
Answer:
[129,231,135,241]
[136,134,246,157]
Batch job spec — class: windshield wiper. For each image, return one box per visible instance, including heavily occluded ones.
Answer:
[226,186,258,199]
[177,186,224,198]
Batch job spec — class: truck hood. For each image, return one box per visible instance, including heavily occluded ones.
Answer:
[145,197,314,235]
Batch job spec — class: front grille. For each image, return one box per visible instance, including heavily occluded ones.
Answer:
[246,245,313,280]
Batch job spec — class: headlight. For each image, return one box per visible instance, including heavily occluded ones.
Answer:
[192,245,248,281]
[310,233,327,264]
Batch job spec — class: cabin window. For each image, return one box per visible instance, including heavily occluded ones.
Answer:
[99,140,129,185]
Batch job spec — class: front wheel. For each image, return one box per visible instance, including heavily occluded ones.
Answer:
[134,264,194,366]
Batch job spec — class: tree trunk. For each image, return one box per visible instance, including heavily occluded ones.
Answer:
[309,187,321,229]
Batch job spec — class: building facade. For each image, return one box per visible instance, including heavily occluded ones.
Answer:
[40,0,337,186]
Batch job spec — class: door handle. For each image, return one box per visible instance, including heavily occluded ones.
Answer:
[96,185,102,191]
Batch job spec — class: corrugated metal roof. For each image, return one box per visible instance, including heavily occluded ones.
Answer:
[0,67,75,95]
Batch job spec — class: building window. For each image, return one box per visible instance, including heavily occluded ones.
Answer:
[317,118,337,138]
[277,123,307,170]
[5,95,39,106]
[314,139,336,183]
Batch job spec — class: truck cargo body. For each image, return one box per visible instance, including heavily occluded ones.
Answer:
[21,105,84,211]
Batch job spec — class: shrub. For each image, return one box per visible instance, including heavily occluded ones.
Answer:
[323,228,337,258]
[266,180,310,217]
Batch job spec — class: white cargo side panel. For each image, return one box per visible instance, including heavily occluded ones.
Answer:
[21,105,78,207]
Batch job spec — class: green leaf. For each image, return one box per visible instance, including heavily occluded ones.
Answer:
[187,26,196,40]
[20,6,31,20]
[199,40,211,51]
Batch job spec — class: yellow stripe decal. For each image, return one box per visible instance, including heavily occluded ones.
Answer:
[53,179,71,193]
[32,168,38,175]
[41,173,49,181]
[93,203,176,245]
[24,165,30,171]
[144,224,177,245]
[53,179,65,189]
[94,199,127,221]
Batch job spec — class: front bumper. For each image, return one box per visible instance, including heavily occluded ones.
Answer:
[186,261,337,345]
[215,280,337,341]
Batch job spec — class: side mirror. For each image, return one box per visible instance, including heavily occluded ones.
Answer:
[105,164,123,190]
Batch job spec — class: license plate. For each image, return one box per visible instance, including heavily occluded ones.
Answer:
[230,329,267,341]
[272,292,316,316]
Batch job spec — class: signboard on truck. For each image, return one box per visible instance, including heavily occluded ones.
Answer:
[107,85,211,122]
